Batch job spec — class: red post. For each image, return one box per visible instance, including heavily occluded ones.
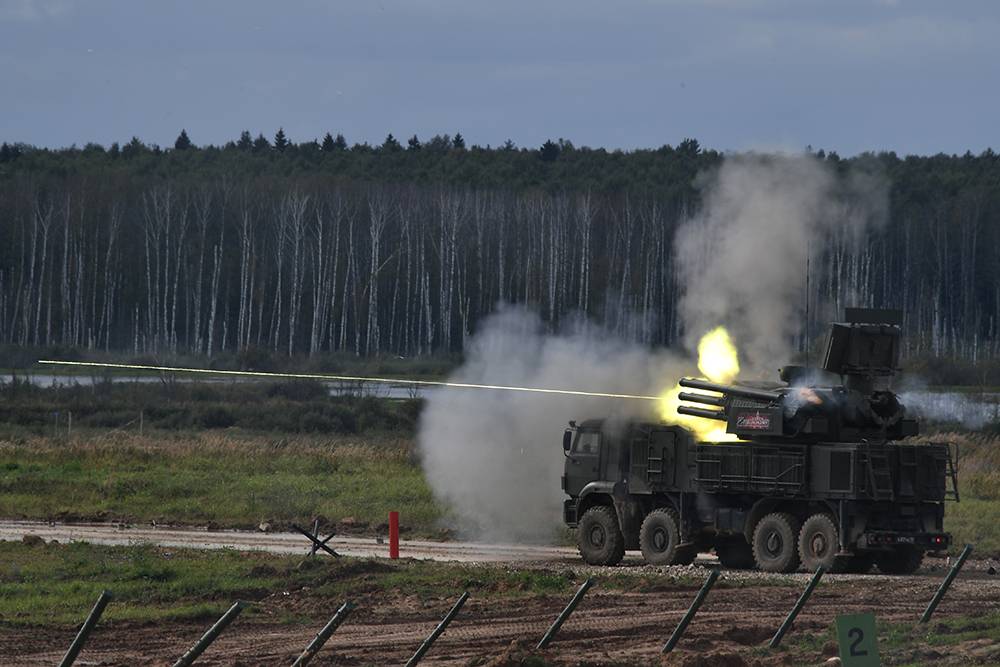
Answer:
[389,511,399,559]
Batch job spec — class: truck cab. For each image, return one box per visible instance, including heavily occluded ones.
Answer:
[562,419,700,567]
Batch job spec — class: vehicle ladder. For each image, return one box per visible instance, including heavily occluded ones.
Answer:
[946,443,960,501]
[863,444,894,500]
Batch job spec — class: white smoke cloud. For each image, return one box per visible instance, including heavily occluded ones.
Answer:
[417,306,687,542]
[898,391,1000,430]
[675,152,888,372]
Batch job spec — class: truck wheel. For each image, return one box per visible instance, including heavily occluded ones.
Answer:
[752,512,801,573]
[639,507,682,565]
[875,547,924,575]
[577,506,625,566]
[716,539,755,569]
[798,514,840,571]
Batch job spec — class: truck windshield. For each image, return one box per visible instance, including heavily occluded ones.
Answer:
[573,431,600,455]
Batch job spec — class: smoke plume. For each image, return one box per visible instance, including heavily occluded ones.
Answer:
[417,307,686,542]
[898,391,999,430]
[418,152,890,541]
[675,153,888,372]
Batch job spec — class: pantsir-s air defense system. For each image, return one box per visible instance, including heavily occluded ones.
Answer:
[561,309,958,573]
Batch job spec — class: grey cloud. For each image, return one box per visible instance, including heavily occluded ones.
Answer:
[0,0,74,22]
[1,0,997,153]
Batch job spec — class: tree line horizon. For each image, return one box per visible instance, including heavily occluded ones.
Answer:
[4,127,998,163]
[0,131,997,375]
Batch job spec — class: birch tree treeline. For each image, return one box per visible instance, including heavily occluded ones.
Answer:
[0,143,998,363]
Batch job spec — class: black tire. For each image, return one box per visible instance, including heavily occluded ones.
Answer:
[842,553,875,574]
[753,512,802,573]
[577,506,625,566]
[639,507,682,565]
[875,547,924,575]
[798,514,840,572]
[716,539,755,569]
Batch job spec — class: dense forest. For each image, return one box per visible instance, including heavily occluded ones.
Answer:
[0,131,998,370]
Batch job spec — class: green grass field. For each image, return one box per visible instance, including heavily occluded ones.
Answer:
[0,540,684,627]
[3,428,1000,554]
[0,430,442,534]
[1,541,297,625]
[0,377,422,435]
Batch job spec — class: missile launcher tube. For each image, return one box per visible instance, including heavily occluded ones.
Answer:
[677,405,727,421]
[678,378,782,403]
[677,391,727,407]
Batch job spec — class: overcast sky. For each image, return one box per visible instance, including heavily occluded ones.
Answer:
[2,0,997,155]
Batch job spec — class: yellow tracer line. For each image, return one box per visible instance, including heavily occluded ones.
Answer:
[37,359,661,401]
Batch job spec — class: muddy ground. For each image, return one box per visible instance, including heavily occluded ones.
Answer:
[4,562,999,667]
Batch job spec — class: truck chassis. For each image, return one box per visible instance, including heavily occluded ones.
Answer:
[562,420,957,573]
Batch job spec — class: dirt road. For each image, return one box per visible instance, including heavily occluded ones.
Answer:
[2,519,997,576]
[0,520,584,562]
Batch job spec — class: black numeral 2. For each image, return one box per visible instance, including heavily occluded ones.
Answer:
[848,627,869,656]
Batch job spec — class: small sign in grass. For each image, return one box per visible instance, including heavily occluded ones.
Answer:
[836,613,880,667]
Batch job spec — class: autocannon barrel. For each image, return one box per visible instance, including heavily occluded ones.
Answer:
[677,405,727,421]
[678,377,782,403]
[677,391,727,407]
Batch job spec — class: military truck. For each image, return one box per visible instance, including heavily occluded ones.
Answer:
[561,309,958,573]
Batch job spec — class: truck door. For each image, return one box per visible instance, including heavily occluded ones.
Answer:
[601,432,621,484]
[565,430,601,496]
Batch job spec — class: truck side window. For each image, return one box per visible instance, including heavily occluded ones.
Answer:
[574,431,600,454]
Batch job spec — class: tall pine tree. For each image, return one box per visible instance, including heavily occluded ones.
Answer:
[539,139,560,162]
[237,131,253,151]
[252,133,270,153]
[274,128,289,152]
[382,133,402,152]
[174,129,193,151]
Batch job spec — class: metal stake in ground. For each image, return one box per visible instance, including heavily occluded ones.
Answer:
[770,566,825,648]
[662,569,721,654]
[291,602,356,667]
[59,589,112,667]
[309,518,320,557]
[536,578,595,650]
[921,544,973,623]
[292,524,340,558]
[404,592,469,667]
[172,601,245,667]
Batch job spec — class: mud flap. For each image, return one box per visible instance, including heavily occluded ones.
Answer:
[612,482,641,550]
